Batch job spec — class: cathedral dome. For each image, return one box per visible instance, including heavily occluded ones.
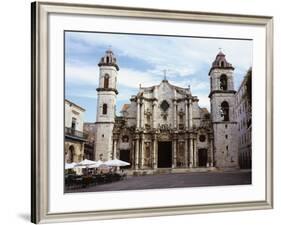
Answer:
[98,48,119,71]
[208,51,234,75]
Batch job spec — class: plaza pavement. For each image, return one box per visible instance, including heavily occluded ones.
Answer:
[65,170,251,193]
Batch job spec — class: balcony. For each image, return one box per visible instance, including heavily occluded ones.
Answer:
[65,127,88,141]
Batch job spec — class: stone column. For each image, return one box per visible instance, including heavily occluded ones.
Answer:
[136,98,140,129]
[185,99,188,129]
[112,139,117,159]
[209,134,214,167]
[193,135,197,167]
[188,98,193,129]
[153,135,157,169]
[131,140,135,168]
[184,138,188,167]
[140,100,145,128]
[172,135,177,168]
[140,134,145,168]
[173,101,177,129]
[152,102,157,129]
[189,134,193,168]
[81,142,85,160]
[134,135,139,169]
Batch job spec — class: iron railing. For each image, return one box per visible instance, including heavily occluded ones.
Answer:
[65,127,88,140]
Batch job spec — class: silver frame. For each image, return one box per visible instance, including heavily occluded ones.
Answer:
[31,1,274,223]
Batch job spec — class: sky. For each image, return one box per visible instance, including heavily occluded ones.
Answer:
[65,31,253,122]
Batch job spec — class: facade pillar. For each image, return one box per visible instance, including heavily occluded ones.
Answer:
[153,135,157,169]
[140,134,145,169]
[81,142,85,160]
[140,100,145,128]
[172,135,177,168]
[185,99,188,129]
[209,134,214,167]
[173,101,177,129]
[136,99,140,129]
[152,102,157,129]
[134,136,139,169]
[131,140,135,168]
[184,138,188,167]
[189,135,193,168]
[188,98,193,129]
[193,136,197,167]
[112,139,117,159]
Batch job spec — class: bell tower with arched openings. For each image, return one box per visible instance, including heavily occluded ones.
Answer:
[209,51,239,169]
[95,48,119,161]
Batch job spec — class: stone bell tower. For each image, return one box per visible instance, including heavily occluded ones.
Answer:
[95,49,119,161]
[209,51,239,169]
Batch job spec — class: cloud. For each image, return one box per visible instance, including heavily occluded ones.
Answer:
[65,63,160,89]
[65,64,99,86]
[196,95,211,111]
[67,32,252,78]
[65,32,252,121]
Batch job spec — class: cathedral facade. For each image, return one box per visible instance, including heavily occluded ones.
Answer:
[94,49,239,172]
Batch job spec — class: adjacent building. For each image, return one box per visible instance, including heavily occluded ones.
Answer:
[64,99,88,165]
[235,68,252,169]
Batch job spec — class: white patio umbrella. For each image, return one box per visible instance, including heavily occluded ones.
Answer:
[88,160,107,168]
[65,162,77,169]
[104,159,130,167]
[75,159,97,168]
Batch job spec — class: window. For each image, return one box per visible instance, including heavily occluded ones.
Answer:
[160,100,169,111]
[220,74,228,90]
[199,135,206,142]
[102,104,107,115]
[71,117,76,130]
[225,135,228,139]
[221,101,229,121]
[220,61,225,67]
[104,74,109,88]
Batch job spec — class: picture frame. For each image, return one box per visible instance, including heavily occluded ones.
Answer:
[31,1,273,224]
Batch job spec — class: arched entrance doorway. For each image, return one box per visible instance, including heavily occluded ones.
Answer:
[67,145,74,163]
[157,141,172,168]
[198,148,208,167]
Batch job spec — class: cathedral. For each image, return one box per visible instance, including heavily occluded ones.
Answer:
[94,49,239,173]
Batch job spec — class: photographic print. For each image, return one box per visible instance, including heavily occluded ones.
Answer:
[64,31,252,193]
[31,3,273,223]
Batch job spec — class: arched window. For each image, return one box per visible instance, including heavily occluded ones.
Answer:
[104,74,109,88]
[220,61,225,67]
[106,56,110,63]
[220,74,228,90]
[102,104,107,115]
[221,101,229,121]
